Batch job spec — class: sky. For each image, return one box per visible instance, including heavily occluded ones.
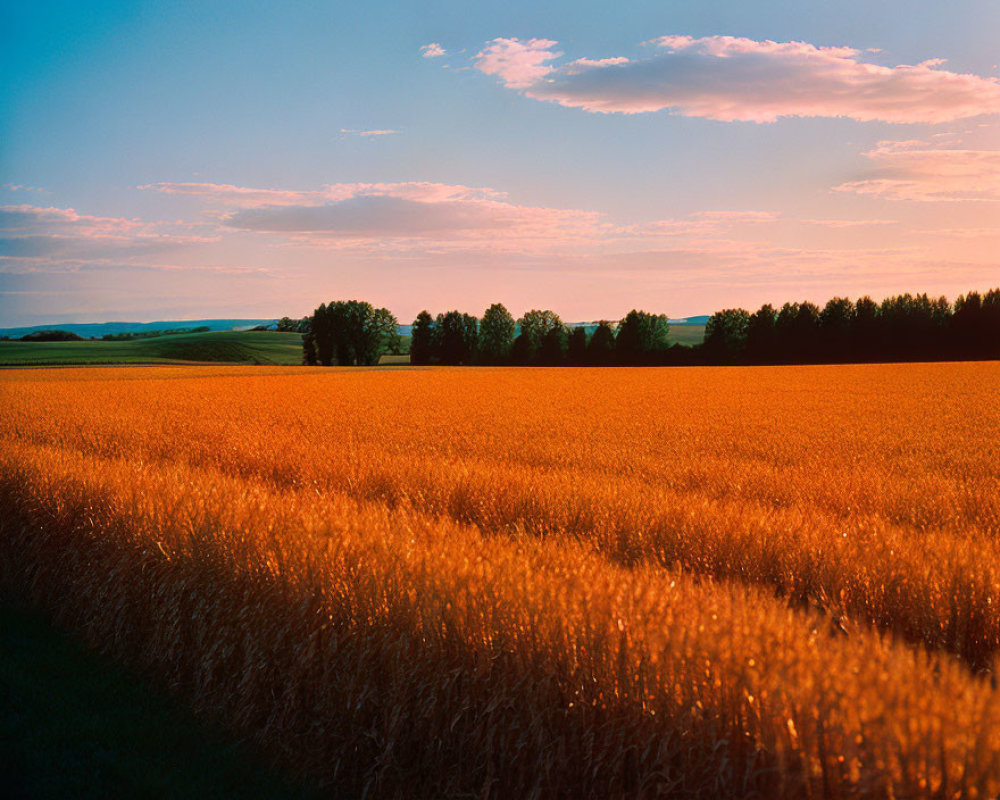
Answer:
[1,0,999,326]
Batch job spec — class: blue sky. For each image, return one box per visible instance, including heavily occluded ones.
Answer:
[2,0,998,325]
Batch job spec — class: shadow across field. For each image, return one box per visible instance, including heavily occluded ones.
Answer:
[0,601,322,800]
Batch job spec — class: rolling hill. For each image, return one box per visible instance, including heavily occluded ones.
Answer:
[0,330,304,367]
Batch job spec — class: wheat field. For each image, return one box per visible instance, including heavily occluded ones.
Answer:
[2,363,1000,797]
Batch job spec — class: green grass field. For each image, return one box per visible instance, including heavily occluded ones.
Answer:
[669,323,705,347]
[0,330,304,367]
[0,327,701,367]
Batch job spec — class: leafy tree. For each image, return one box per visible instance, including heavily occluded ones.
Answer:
[410,311,434,365]
[302,333,318,365]
[615,310,670,364]
[587,322,616,364]
[370,306,401,361]
[312,303,333,365]
[819,297,855,361]
[775,302,820,362]
[537,325,568,365]
[951,289,1000,358]
[703,308,750,362]
[510,333,532,364]
[851,296,880,360]
[307,300,399,366]
[276,316,298,332]
[566,326,588,364]
[438,311,469,365]
[879,293,949,360]
[983,288,1000,357]
[517,310,563,361]
[19,330,84,342]
[480,303,515,364]
[462,313,480,364]
[745,304,777,363]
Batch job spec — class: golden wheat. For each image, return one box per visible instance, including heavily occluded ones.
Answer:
[2,363,1000,797]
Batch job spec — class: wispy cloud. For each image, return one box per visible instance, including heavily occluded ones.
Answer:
[833,140,1000,201]
[339,128,398,137]
[801,218,899,228]
[420,42,446,59]
[473,35,1000,123]
[141,181,605,246]
[0,205,215,270]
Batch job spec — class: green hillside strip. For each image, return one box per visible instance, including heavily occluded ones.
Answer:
[0,327,700,367]
[668,323,705,347]
[0,331,303,367]
[0,602,321,800]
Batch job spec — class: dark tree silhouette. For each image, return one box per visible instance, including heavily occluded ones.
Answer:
[510,333,531,365]
[537,325,568,365]
[410,311,434,365]
[437,311,466,365]
[615,310,670,364]
[776,302,820,362]
[819,297,854,362]
[306,300,399,366]
[312,303,333,365]
[587,322,616,364]
[879,293,948,360]
[984,289,1000,357]
[301,333,318,365]
[566,326,588,364]
[430,310,475,364]
[19,330,83,341]
[303,286,1000,369]
[952,291,984,355]
[480,303,515,364]
[745,304,777,363]
[517,310,563,362]
[851,296,880,361]
[703,308,750,363]
[462,313,479,364]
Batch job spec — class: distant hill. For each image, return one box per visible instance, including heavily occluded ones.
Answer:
[2,315,707,345]
[0,330,303,367]
[670,315,710,325]
[0,319,278,339]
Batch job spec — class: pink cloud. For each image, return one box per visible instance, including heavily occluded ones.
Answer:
[472,35,1000,122]
[140,181,506,208]
[800,218,899,228]
[690,210,780,223]
[474,38,561,90]
[420,42,446,58]
[141,181,605,246]
[833,140,1000,201]
[339,128,398,137]
[0,205,216,269]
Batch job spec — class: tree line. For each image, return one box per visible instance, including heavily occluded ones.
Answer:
[301,300,401,366]
[301,301,678,366]
[409,305,678,365]
[299,287,1000,367]
[703,289,1000,364]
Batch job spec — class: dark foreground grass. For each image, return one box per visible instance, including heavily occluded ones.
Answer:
[0,602,322,800]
